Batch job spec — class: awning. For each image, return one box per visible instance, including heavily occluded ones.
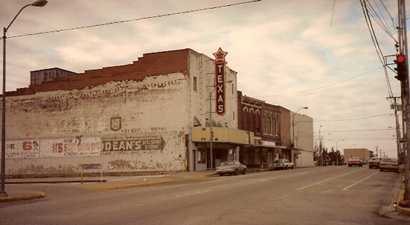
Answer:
[192,127,252,145]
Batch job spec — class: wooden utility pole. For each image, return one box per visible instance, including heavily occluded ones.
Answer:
[398,0,410,201]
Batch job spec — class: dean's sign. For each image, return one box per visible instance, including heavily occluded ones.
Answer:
[213,48,228,115]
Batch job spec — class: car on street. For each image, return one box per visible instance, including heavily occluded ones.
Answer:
[271,159,294,170]
[347,157,363,167]
[368,158,380,169]
[379,158,399,172]
[216,161,247,176]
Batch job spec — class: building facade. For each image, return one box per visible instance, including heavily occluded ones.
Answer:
[4,48,241,176]
[3,47,314,177]
[291,112,314,167]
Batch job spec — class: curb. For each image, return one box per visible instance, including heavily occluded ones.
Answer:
[81,175,212,191]
[0,191,46,203]
[6,179,107,184]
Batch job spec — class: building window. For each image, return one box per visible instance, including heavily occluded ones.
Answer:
[267,117,272,134]
[193,77,197,92]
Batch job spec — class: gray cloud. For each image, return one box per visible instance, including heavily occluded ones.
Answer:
[0,0,402,157]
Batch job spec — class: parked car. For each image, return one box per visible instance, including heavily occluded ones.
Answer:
[347,157,363,167]
[271,159,294,170]
[216,161,247,176]
[379,158,399,172]
[368,158,380,169]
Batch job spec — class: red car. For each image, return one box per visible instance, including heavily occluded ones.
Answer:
[347,157,363,167]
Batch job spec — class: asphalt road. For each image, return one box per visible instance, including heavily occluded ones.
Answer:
[1,166,408,225]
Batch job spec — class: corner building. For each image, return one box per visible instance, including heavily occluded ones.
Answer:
[5,48,240,176]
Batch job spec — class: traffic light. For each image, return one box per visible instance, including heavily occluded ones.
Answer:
[394,54,407,81]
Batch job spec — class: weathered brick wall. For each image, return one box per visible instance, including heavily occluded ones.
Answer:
[5,73,189,176]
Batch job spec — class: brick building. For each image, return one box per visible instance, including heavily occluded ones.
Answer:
[236,92,295,168]
[2,47,314,177]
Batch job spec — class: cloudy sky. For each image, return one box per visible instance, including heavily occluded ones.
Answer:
[1,0,404,157]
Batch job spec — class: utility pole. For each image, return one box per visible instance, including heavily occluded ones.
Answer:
[387,96,402,163]
[398,0,410,201]
[208,92,214,169]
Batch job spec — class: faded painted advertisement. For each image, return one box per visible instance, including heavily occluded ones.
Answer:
[5,137,102,159]
[6,140,40,159]
[102,136,165,152]
[40,137,102,157]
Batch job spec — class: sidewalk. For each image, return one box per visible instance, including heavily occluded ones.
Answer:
[0,191,46,203]
[80,171,215,191]
[5,171,216,192]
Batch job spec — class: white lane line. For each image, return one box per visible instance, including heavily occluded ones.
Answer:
[296,169,361,191]
[342,171,379,191]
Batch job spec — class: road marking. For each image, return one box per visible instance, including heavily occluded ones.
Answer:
[342,171,379,191]
[296,169,361,191]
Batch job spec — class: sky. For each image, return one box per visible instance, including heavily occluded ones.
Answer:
[0,0,405,158]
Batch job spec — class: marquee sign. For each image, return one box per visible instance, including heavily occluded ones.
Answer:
[213,48,228,115]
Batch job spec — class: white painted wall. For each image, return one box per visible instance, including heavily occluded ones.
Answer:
[4,73,190,175]
[292,113,314,167]
[2,49,240,176]
[186,51,238,171]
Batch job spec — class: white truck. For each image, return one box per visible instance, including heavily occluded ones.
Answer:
[271,159,294,170]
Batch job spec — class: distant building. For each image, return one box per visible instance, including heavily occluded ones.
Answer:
[291,112,314,167]
[30,67,76,86]
[343,148,370,163]
[236,92,314,168]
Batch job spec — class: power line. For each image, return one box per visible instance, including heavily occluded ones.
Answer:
[376,0,396,28]
[258,68,377,98]
[366,0,397,42]
[7,0,262,39]
[360,0,394,99]
[325,128,395,132]
[317,113,393,122]
[295,113,393,124]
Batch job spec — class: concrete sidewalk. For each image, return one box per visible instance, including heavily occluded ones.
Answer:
[0,191,46,203]
[80,171,216,191]
[5,171,216,192]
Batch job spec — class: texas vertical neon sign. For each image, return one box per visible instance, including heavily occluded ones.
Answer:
[213,48,227,116]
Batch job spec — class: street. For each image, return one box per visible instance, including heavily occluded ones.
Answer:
[0,166,407,225]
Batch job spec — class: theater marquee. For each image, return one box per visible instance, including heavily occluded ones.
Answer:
[213,48,228,115]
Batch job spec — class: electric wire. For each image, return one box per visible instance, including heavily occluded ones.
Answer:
[7,0,261,39]
[298,113,393,123]
[377,0,396,28]
[360,0,394,99]
[324,128,395,132]
[367,0,397,42]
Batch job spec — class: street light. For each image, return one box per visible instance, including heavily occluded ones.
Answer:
[291,106,308,166]
[1,0,48,197]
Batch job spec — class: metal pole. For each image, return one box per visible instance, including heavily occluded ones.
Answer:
[209,92,214,169]
[0,27,6,196]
